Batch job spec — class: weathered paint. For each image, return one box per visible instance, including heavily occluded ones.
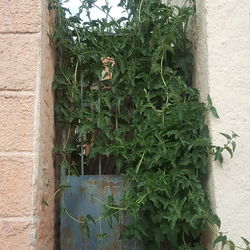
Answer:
[60,176,138,250]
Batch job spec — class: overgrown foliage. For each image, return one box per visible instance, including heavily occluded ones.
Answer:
[49,0,241,249]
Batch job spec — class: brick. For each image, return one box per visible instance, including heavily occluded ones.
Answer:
[0,34,40,90]
[0,0,40,33]
[0,220,33,250]
[0,95,34,151]
[0,156,33,217]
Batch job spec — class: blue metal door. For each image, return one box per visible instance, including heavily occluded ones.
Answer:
[60,62,142,250]
[60,175,138,250]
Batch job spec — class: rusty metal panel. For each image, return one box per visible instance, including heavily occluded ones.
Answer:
[60,175,139,250]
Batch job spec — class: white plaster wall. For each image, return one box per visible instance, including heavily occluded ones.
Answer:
[195,0,250,248]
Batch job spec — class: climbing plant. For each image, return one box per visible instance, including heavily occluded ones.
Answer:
[48,0,244,249]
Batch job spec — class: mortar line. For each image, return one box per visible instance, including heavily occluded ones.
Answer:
[0,151,34,156]
[0,91,35,96]
[0,89,34,92]
[0,31,40,35]
[0,217,33,222]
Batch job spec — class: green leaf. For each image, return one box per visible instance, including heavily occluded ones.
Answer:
[225,146,233,158]
[207,95,212,107]
[232,132,239,138]
[214,147,224,164]
[81,222,90,239]
[232,141,236,152]
[214,147,222,161]
[59,183,71,190]
[213,235,227,248]
[241,237,250,246]
[219,154,224,164]
[211,106,220,118]
[86,214,96,225]
[220,133,231,140]
[212,235,222,248]
[60,207,66,214]
[212,214,221,229]
[42,199,48,206]
[228,240,235,250]
[97,233,109,239]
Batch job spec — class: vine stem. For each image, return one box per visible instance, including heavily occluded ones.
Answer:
[63,192,122,225]
[94,197,127,211]
[138,0,145,22]
[63,127,71,150]
[46,187,62,203]
[95,210,120,223]
[160,52,167,87]
[92,3,118,24]
[136,192,151,204]
[74,60,79,85]
[136,150,145,173]
[60,66,72,86]
[207,222,246,250]
[144,88,169,113]
[43,123,72,207]
[65,209,84,224]
[133,240,137,250]
[98,216,103,250]
[72,22,81,42]
[62,127,72,181]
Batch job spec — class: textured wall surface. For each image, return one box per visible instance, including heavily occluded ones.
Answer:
[195,0,250,248]
[1,0,250,249]
[0,0,55,249]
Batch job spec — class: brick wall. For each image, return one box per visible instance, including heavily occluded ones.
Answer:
[0,0,55,249]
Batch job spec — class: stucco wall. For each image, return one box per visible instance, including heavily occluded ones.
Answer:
[0,0,55,249]
[195,0,250,248]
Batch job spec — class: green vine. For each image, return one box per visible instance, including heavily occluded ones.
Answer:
[48,0,245,249]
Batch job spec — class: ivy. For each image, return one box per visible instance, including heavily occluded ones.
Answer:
[49,0,242,249]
